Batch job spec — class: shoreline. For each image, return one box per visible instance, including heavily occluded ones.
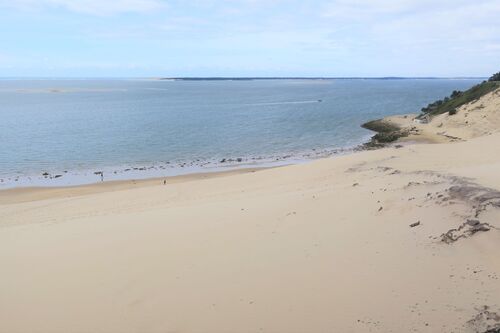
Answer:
[0,114,440,196]
[0,166,273,204]
[0,129,441,205]
[0,136,372,191]
[3,84,498,199]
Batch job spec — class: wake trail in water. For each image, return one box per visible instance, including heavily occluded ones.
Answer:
[244,100,322,106]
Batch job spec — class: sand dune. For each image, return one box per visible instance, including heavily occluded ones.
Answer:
[383,88,500,144]
[1,90,500,332]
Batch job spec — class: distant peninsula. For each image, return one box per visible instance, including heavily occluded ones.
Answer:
[159,77,485,81]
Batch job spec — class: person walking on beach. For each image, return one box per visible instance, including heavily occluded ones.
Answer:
[163,179,166,185]
[100,172,104,182]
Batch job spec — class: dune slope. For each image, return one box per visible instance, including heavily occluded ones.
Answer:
[382,87,500,144]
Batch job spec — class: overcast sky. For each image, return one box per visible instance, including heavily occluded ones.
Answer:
[0,0,499,77]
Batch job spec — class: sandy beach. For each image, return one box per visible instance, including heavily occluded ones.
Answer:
[1,89,500,332]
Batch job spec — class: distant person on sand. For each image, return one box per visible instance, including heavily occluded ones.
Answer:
[101,173,104,182]
[163,179,166,185]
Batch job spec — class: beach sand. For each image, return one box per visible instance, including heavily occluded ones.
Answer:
[1,89,500,333]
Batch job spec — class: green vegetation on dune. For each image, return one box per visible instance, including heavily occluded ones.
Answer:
[360,71,500,148]
[418,72,500,118]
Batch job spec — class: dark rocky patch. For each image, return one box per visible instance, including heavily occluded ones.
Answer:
[360,120,417,149]
[361,119,400,133]
[448,184,500,217]
[467,306,500,333]
[441,219,492,244]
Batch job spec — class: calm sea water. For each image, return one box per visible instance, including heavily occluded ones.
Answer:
[0,78,480,188]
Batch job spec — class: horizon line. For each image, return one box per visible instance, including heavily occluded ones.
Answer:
[0,76,488,80]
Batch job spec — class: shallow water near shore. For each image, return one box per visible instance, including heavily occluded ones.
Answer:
[0,78,481,188]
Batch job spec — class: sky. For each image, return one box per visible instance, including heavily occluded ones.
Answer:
[0,0,499,77]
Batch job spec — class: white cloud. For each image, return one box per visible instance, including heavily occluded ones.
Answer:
[0,0,165,15]
[321,0,486,20]
[321,0,500,49]
[370,0,500,41]
[322,0,421,19]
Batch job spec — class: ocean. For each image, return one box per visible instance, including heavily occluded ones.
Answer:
[0,78,481,188]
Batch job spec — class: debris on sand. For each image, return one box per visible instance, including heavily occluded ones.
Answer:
[431,180,500,243]
[441,219,491,244]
